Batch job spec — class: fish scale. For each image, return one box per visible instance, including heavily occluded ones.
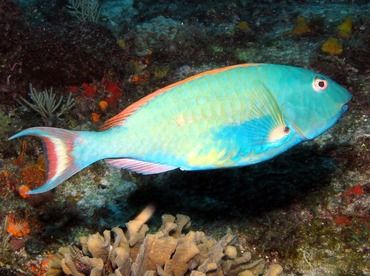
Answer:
[9,64,351,194]
[123,75,275,167]
[101,89,218,164]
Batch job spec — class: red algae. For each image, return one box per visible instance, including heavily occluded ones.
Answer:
[344,185,363,197]
[81,82,97,98]
[334,215,352,225]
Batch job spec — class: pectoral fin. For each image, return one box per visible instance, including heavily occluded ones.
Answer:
[242,81,291,145]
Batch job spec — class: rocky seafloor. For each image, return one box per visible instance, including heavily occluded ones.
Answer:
[0,0,369,275]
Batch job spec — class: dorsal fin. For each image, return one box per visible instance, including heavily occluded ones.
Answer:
[100,63,260,130]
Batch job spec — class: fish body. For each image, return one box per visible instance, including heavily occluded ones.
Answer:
[10,64,351,194]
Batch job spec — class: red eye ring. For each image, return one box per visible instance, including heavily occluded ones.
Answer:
[313,76,328,92]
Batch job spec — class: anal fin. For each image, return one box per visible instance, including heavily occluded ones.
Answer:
[105,158,177,175]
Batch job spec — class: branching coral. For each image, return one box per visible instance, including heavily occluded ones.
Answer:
[18,84,75,125]
[67,0,101,23]
[47,208,283,275]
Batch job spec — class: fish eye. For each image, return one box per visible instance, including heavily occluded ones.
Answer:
[312,76,328,92]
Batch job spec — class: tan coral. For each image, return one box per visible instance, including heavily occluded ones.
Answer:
[111,247,131,275]
[112,227,130,252]
[48,212,282,276]
[159,219,177,237]
[264,264,283,276]
[47,246,73,275]
[132,232,178,275]
[86,231,111,261]
[172,214,191,238]
[126,205,154,242]
[80,256,104,276]
[231,258,265,275]
[61,251,85,276]
[160,214,176,227]
[224,245,237,259]
[80,236,89,255]
[195,232,235,275]
[129,223,149,261]
[170,231,201,275]
[190,271,207,276]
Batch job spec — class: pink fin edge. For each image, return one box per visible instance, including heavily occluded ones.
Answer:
[9,127,80,194]
[105,158,177,175]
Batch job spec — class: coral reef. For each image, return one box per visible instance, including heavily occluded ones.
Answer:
[127,16,181,56]
[100,0,137,36]
[47,208,282,276]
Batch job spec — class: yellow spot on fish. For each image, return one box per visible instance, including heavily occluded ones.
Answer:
[187,147,229,167]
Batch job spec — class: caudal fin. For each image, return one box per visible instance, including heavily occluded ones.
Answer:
[9,127,82,194]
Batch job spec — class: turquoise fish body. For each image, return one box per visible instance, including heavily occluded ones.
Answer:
[10,64,351,194]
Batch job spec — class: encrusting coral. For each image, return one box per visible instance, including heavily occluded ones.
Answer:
[47,207,283,276]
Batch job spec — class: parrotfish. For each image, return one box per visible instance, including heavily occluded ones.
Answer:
[10,64,351,194]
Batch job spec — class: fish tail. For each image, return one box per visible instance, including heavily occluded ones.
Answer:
[9,127,84,194]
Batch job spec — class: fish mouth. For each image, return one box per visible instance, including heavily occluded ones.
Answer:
[293,103,349,142]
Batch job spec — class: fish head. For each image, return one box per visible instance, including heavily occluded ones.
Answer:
[280,67,352,140]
